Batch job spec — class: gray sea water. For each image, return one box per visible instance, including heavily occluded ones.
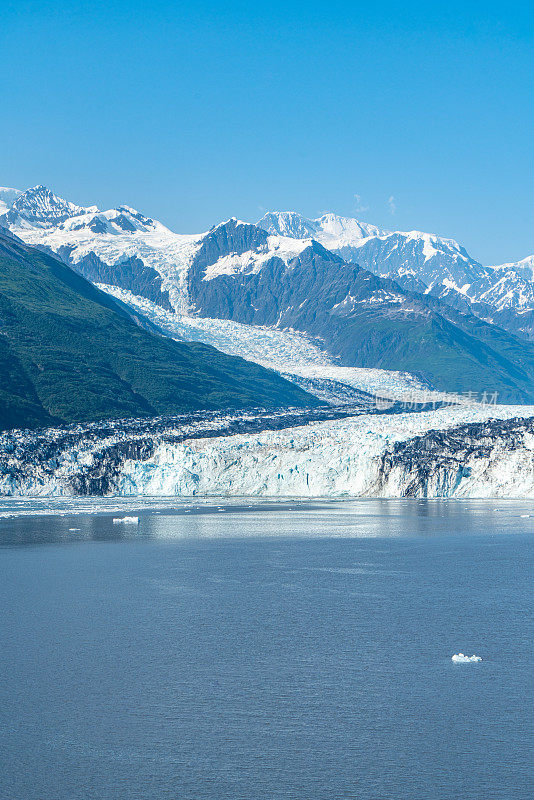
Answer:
[0,499,532,800]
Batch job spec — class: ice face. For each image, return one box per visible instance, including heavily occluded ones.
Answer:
[2,406,534,499]
[116,407,534,499]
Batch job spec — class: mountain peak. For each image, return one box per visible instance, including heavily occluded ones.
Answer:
[257,210,385,242]
[6,185,94,228]
[0,186,22,216]
[199,218,270,268]
[257,211,318,239]
[314,212,385,241]
[210,216,248,231]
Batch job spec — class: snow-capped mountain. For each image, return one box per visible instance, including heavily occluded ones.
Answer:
[258,210,383,243]
[1,184,96,228]
[258,210,478,290]
[481,255,534,313]
[3,186,533,328]
[4,184,534,402]
[0,188,315,313]
[489,254,534,282]
[257,210,534,338]
[0,186,202,311]
[0,187,22,216]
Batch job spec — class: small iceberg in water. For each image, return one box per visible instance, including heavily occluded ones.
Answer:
[112,516,139,525]
[452,653,482,663]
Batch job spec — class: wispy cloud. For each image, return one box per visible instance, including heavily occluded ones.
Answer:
[387,195,396,215]
[354,194,369,213]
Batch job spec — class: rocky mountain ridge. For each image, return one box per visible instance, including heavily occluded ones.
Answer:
[3,185,534,401]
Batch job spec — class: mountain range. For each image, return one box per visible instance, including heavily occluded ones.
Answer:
[257,211,534,339]
[0,226,316,431]
[2,184,534,405]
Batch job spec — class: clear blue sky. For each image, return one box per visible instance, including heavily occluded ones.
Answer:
[1,0,532,263]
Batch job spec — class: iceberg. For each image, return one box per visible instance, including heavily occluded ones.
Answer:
[112,516,139,524]
[452,653,482,663]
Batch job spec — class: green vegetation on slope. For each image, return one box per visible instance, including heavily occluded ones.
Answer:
[0,233,318,431]
[320,302,534,403]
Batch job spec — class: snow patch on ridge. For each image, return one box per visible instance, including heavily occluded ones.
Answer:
[203,235,310,280]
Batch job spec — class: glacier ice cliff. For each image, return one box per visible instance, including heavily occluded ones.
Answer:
[2,406,534,499]
[117,410,534,499]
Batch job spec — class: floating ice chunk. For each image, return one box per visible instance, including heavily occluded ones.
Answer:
[452,653,482,663]
[112,516,139,524]
[68,527,80,531]
[520,514,530,518]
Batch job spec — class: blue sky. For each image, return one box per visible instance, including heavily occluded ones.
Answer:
[1,0,532,263]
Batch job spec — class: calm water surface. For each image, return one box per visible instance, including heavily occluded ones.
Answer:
[0,499,532,800]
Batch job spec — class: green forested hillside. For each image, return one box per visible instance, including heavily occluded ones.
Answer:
[0,232,317,431]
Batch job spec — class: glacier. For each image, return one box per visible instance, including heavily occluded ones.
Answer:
[115,408,534,498]
[2,405,534,499]
[97,284,439,404]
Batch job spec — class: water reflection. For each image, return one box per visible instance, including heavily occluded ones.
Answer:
[0,497,532,547]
